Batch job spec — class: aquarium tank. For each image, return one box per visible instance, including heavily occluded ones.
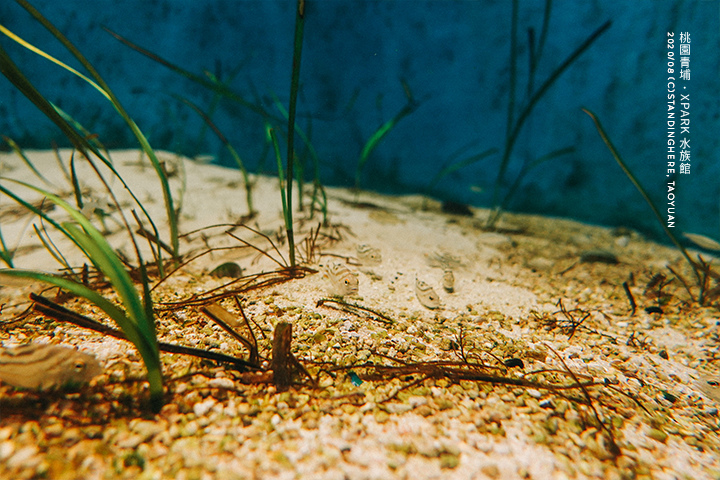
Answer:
[0,0,718,241]
[3,2,720,477]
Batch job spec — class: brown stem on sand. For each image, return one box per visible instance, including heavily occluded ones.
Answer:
[271,321,293,392]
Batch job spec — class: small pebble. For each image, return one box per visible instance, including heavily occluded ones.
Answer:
[6,445,39,469]
[539,399,554,409]
[647,428,668,443]
[480,464,500,479]
[208,377,235,389]
[527,389,542,399]
[193,398,216,417]
[0,441,14,461]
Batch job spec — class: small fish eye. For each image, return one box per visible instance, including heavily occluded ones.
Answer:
[74,360,86,371]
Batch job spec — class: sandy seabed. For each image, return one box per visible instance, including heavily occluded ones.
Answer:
[0,149,719,480]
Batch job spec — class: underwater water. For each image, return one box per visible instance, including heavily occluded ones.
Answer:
[0,0,718,241]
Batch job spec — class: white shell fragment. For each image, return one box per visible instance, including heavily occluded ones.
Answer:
[442,269,455,293]
[356,244,382,266]
[322,262,359,296]
[0,343,102,390]
[415,278,441,309]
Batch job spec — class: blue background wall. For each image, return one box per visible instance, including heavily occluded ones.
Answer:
[1,1,718,242]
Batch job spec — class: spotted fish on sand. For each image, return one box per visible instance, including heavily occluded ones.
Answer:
[356,244,382,266]
[322,263,359,296]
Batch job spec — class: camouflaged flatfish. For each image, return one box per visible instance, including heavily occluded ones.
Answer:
[684,233,720,252]
[0,343,102,390]
[696,373,720,403]
[322,263,359,296]
[356,244,382,266]
[415,278,441,309]
[425,251,462,270]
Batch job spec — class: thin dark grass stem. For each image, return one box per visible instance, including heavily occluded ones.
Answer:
[51,142,72,185]
[488,18,612,227]
[131,209,161,275]
[0,28,166,276]
[285,0,305,268]
[3,136,52,187]
[506,0,518,148]
[0,226,13,268]
[545,343,620,457]
[528,0,552,94]
[582,108,703,292]
[103,27,276,121]
[150,245,251,292]
[30,293,258,371]
[199,304,260,364]
[68,152,83,210]
[667,265,697,304]
[226,232,286,270]
[235,224,289,267]
[33,222,71,273]
[174,95,254,215]
[497,146,574,216]
[13,0,179,259]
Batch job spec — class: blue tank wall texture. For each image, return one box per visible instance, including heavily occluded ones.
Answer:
[1,1,718,242]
